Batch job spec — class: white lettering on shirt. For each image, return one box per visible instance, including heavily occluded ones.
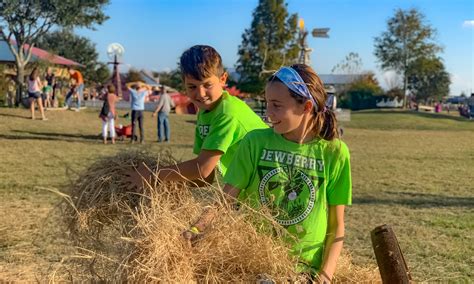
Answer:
[259,149,324,172]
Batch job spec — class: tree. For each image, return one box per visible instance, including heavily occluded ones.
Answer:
[374,8,442,107]
[126,68,144,83]
[331,52,363,75]
[407,57,450,101]
[340,72,383,110]
[37,29,110,85]
[93,63,111,86]
[0,0,109,105]
[236,0,299,95]
[158,69,184,92]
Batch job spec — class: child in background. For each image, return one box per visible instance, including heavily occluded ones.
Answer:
[126,45,267,186]
[185,64,352,282]
[27,67,47,120]
[42,80,52,109]
[99,84,118,144]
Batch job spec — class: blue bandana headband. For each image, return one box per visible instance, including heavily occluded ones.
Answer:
[274,66,319,111]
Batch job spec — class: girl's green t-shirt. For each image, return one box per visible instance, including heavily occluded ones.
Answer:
[224,128,352,271]
[193,91,268,176]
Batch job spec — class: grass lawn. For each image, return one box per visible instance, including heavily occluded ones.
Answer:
[0,107,473,281]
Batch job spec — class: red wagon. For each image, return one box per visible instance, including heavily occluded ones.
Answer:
[115,124,133,140]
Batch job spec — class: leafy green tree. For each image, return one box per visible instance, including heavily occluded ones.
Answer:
[37,29,110,85]
[340,72,383,110]
[374,8,442,107]
[158,69,184,92]
[0,0,109,105]
[93,62,111,85]
[407,57,450,101]
[126,68,144,83]
[385,87,404,99]
[236,0,299,95]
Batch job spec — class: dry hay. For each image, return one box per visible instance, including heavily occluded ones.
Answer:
[57,151,380,282]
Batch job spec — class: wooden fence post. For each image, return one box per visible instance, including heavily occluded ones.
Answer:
[371,224,411,283]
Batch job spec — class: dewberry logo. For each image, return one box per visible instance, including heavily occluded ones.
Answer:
[258,165,318,226]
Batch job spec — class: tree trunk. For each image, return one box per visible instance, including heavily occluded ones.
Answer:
[15,63,25,107]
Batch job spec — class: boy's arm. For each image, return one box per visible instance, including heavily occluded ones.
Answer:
[157,149,221,181]
[319,205,345,283]
[127,149,222,188]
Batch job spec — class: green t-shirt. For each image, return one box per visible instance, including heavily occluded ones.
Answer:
[193,91,268,176]
[224,128,352,272]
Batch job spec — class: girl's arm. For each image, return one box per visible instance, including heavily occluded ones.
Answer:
[182,184,241,240]
[37,78,44,90]
[319,205,345,282]
[108,93,116,116]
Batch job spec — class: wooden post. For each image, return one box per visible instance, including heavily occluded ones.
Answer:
[371,224,411,283]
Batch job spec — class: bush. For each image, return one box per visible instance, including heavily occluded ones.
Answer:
[339,73,383,110]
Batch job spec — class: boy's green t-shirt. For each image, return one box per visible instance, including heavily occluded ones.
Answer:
[193,91,268,176]
[224,128,352,272]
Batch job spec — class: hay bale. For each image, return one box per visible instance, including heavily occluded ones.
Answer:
[60,151,379,282]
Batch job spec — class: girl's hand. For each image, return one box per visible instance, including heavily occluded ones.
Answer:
[317,271,332,284]
[181,206,216,244]
[182,226,201,243]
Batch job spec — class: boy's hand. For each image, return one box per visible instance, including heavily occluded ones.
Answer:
[152,112,156,117]
[124,162,154,192]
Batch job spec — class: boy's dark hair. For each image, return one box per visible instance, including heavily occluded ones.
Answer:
[180,45,224,80]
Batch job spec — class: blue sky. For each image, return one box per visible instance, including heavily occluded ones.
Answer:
[77,0,474,96]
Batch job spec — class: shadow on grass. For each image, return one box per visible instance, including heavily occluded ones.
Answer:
[354,191,474,208]
[0,112,31,119]
[356,109,469,122]
[0,130,101,142]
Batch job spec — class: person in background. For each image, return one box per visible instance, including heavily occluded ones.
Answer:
[42,79,52,109]
[27,67,47,120]
[99,84,118,144]
[65,67,84,111]
[45,67,56,103]
[127,82,149,144]
[152,85,174,142]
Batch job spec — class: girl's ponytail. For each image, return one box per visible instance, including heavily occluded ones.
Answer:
[320,108,339,140]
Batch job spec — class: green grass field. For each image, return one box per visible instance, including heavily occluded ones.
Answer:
[0,107,473,281]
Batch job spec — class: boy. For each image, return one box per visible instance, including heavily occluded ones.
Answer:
[127,45,267,186]
[127,82,149,144]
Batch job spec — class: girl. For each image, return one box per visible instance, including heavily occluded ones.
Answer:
[99,84,118,144]
[185,64,352,282]
[27,67,47,120]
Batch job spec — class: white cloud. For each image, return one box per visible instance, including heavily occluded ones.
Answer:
[462,20,474,28]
